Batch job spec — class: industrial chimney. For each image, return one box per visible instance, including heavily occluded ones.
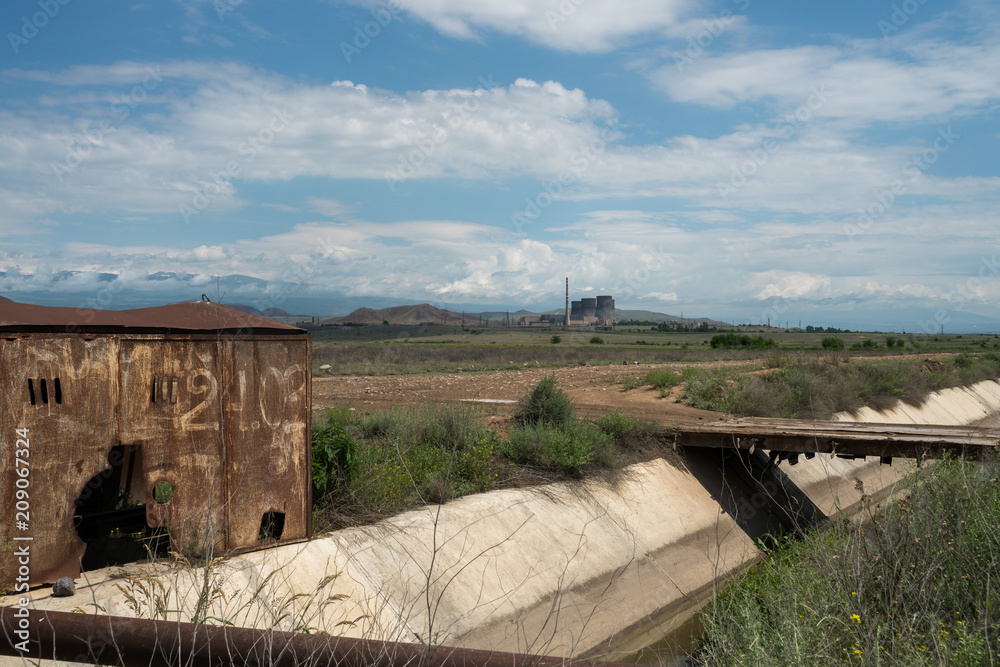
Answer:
[564,277,570,326]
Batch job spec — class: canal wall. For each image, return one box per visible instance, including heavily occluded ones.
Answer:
[5,379,999,661]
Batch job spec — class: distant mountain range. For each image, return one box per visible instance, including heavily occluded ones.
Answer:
[303,303,728,327]
[320,303,488,326]
[5,269,1000,332]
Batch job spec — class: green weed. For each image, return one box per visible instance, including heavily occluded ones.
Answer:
[697,456,1000,666]
[502,421,616,472]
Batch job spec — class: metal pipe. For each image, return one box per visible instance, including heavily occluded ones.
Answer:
[1,607,635,667]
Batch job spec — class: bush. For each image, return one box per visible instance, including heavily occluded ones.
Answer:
[594,409,651,441]
[710,333,778,350]
[311,422,358,499]
[314,403,499,519]
[550,335,561,344]
[681,365,744,411]
[502,421,615,472]
[590,336,604,345]
[821,336,845,350]
[644,368,681,391]
[516,375,574,427]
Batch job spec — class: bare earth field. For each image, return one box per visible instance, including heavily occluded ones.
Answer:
[312,361,735,428]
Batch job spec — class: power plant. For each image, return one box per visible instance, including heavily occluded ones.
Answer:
[569,294,615,325]
[520,278,615,326]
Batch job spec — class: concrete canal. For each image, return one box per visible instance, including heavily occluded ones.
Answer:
[3,380,998,667]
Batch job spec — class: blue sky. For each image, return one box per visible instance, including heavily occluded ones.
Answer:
[1,0,999,331]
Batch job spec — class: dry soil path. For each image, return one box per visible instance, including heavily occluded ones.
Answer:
[312,362,738,428]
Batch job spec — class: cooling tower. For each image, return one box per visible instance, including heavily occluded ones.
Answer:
[570,301,582,320]
[581,298,597,319]
[596,295,615,323]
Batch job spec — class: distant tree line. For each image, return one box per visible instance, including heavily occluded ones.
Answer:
[709,333,778,350]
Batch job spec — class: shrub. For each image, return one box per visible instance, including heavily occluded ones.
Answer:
[620,375,643,391]
[710,333,778,350]
[594,409,650,441]
[502,421,615,472]
[590,336,605,345]
[311,422,358,499]
[313,403,500,521]
[516,375,574,427]
[550,335,561,344]
[644,368,681,391]
[681,365,744,411]
[821,336,845,350]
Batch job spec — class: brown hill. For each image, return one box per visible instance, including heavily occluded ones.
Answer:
[326,303,476,326]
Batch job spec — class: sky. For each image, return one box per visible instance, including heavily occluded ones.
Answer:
[1,0,999,331]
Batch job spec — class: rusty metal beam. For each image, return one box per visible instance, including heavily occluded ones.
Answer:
[0,607,632,667]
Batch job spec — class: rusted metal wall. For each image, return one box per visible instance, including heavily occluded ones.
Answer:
[0,335,120,583]
[1,331,311,589]
[221,339,311,547]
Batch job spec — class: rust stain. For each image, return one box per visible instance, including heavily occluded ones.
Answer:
[1,300,311,588]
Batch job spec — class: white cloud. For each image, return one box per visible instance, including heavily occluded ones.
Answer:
[3,202,999,325]
[646,27,1000,125]
[307,198,357,218]
[755,272,831,300]
[388,0,695,53]
[645,291,679,302]
[3,57,997,226]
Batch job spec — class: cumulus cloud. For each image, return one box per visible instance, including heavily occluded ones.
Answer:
[2,54,997,226]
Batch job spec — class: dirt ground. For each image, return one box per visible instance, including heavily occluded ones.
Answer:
[312,362,734,428]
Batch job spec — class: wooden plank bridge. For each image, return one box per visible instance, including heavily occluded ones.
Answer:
[673,418,1000,464]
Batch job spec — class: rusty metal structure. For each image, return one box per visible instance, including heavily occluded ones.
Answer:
[0,298,311,588]
[0,607,636,667]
